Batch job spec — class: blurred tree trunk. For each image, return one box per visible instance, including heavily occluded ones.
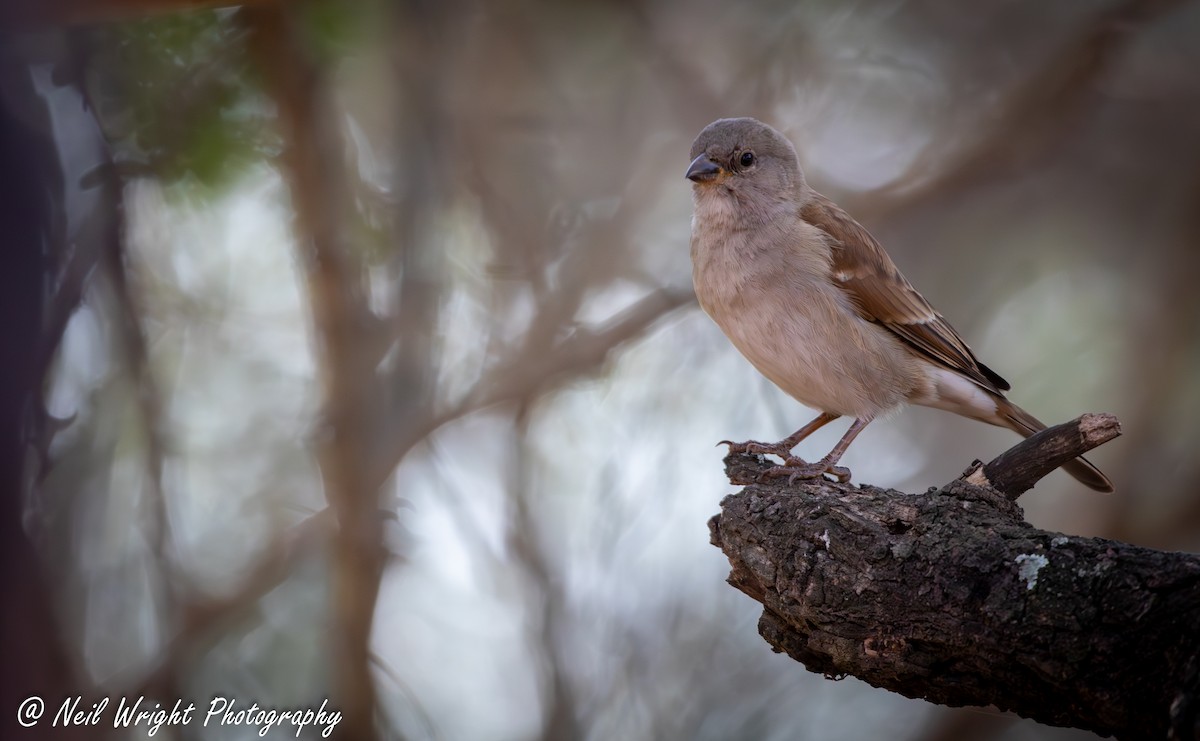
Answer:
[0,54,98,741]
[245,5,385,739]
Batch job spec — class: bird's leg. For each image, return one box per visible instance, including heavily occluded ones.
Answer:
[720,412,840,461]
[765,416,873,484]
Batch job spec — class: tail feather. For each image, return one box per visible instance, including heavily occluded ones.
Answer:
[998,401,1114,493]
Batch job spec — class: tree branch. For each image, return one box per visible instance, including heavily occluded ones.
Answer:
[961,412,1121,500]
[709,420,1199,740]
[128,509,333,700]
[244,6,383,738]
[367,287,692,491]
[851,0,1191,220]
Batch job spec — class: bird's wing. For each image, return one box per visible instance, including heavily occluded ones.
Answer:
[800,192,1010,393]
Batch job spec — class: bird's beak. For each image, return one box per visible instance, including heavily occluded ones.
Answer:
[686,154,722,183]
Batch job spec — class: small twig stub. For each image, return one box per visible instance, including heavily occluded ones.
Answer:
[970,412,1121,499]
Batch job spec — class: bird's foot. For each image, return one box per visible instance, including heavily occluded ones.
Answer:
[763,457,852,485]
[718,439,795,460]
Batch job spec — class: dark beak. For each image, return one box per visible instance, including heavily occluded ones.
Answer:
[686,154,721,183]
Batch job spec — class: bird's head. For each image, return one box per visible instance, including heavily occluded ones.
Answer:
[686,118,806,207]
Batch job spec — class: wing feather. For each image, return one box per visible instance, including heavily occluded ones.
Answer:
[800,192,1010,393]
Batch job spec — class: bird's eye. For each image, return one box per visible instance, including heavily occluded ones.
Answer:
[739,151,756,168]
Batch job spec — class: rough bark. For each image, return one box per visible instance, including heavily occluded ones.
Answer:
[708,415,1200,740]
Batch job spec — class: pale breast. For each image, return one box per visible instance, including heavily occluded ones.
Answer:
[691,206,921,419]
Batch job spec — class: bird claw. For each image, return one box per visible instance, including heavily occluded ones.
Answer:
[826,465,852,484]
[720,438,851,484]
[718,439,795,459]
[763,458,852,485]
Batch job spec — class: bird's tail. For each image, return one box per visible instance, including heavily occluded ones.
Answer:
[997,400,1114,493]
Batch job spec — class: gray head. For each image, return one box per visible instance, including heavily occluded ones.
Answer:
[686,118,806,203]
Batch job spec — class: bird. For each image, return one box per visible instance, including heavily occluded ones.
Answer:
[686,116,1112,492]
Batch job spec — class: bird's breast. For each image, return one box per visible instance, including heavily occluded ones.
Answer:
[689,211,920,418]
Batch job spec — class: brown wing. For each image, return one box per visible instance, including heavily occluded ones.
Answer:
[800,192,1010,393]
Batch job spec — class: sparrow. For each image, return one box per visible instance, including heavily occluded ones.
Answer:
[686,117,1112,492]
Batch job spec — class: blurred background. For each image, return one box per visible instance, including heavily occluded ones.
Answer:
[3,0,1199,739]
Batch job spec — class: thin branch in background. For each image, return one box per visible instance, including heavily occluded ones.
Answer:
[506,401,580,741]
[850,0,1191,220]
[129,508,334,700]
[371,287,692,490]
[460,289,694,416]
[371,651,442,741]
[103,205,179,596]
[384,0,459,423]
